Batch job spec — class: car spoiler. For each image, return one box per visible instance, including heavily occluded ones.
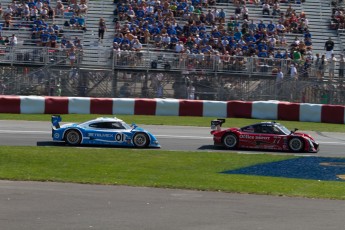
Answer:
[51,115,62,129]
[211,119,225,131]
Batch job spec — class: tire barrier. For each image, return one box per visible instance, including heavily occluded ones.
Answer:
[0,96,344,124]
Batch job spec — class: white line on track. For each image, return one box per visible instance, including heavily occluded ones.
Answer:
[0,130,49,134]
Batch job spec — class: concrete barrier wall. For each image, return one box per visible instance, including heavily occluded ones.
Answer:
[0,96,344,124]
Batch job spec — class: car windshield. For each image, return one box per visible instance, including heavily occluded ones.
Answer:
[275,123,291,135]
[121,122,132,129]
[79,120,132,130]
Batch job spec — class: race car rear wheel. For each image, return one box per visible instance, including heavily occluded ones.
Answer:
[288,137,304,152]
[222,133,238,149]
[65,130,82,146]
[133,133,149,148]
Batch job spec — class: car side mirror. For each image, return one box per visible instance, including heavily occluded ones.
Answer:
[290,128,298,134]
[131,123,138,129]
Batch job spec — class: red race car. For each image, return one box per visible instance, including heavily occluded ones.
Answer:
[210,119,319,153]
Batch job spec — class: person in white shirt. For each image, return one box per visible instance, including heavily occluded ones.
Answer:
[132,39,142,51]
[262,2,270,15]
[276,23,285,34]
[338,54,345,78]
[35,0,43,12]
[194,35,201,45]
[290,64,298,79]
[187,82,195,99]
[276,67,284,95]
[30,6,38,21]
[175,41,184,53]
[161,34,171,48]
[79,3,88,14]
[328,53,337,80]
[10,34,17,46]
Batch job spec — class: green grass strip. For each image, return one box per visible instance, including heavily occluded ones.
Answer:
[1,146,345,200]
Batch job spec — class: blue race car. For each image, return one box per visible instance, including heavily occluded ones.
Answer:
[51,115,160,148]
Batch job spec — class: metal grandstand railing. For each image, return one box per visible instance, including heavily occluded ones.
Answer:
[112,50,295,75]
[0,46,75,66]
[1,53,70,95]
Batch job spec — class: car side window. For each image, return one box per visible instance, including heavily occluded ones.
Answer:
[264,125,276,134]
[242,125,255,133]
[272,126,282,134]
[111,122,125,129]
[89,122,113,129]
[254,125,263,133]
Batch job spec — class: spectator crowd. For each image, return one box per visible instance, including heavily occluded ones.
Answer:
[110,0,328,78]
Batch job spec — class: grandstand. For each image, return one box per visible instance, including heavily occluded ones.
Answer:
[0,0,345,104]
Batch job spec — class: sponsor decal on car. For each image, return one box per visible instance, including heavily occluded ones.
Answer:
[89,133,114,138]
[239,134,270,141]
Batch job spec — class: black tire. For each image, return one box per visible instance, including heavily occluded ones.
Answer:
[222,133,238,149]
[133,133,149,148]
[65,129,82,146]
[288,137,304,152]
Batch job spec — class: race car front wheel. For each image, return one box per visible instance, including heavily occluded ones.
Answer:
[288,137,304,152]
[65,130,82,146]
[133,133,149,148]
[222,133,238,149]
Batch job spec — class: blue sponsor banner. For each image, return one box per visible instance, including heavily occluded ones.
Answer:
[223,157,345,181]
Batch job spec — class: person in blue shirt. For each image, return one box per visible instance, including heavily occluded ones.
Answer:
[257,41,267,52]
[136,9,145,18]
[170,35,179,45]
[47,25,54,34]
[61,36,67,47]
[212,29,221,38]
[31,24,39,35]
[267,21,275,35]
[257,20,266,31]
[219,9,226,24]
[274,50,284,59]
[176,4,185,17]
[52,24,60,33]
[121,36,130,45]
[175,24,183,35]
[34,19,43,27]
[190,24,198,34]
[198,24,206,31]
[69,16,77,28]
[27,0,36,9]
[167,27,177,35]
[150,25,160,35]
[40,31,50,46]
[233,28,242,41]
[304,37,312,48]
[245,32,256,43]
[304,30,312,39]
[258,49,268,58]
[113,35,123,44]
[50,33,58,48]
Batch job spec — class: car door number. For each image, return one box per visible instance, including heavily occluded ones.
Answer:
[115,133,125,142]
[273,136,281,144]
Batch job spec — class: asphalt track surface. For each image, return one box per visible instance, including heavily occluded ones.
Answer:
[0,120,345,157]
[1,120,345,230]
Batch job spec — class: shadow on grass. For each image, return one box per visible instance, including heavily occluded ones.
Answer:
[36,141,160,150]
[197,145,312,155]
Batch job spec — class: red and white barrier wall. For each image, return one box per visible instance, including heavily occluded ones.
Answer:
[0,95,344,124]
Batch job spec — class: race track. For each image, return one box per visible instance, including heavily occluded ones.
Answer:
[1,120,345,230]
[0,120,345,157]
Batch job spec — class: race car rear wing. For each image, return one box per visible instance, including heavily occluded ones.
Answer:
[211,119,225,131]
[51,115,62,129]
